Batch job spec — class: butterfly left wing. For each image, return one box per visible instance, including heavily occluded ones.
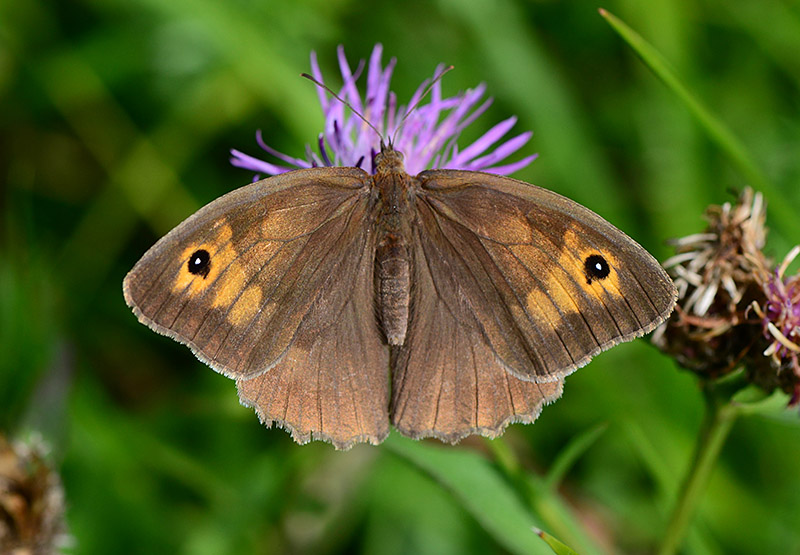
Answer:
[124,168,391,448]
[123,168,373,379]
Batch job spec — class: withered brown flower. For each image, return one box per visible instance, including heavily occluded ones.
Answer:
[653,188,800,403]
[653,188,769,377]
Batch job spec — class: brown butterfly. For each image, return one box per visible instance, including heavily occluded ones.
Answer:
[124,139,676,449]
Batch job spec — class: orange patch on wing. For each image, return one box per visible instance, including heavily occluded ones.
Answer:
[212,261,247,308]
[212,241,283,307]
[560,226,623,299]
[510,244,580,325]
[522,226,623,317]
[240,241,283,269]
[228,285,263,326]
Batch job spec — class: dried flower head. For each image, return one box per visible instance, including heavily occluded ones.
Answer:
[230,44,535,178]
[654,187,800,403]
[0,434,69,554]
[652,188,770,377]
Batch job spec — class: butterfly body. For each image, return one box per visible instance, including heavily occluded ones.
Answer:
[374,147,415,345]
[124,144,676,449]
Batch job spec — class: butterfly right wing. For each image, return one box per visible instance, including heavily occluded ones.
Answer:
[405,170,676,383]
[390,168,675,441]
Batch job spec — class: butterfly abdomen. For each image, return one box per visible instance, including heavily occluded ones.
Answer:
[376,235,410,345]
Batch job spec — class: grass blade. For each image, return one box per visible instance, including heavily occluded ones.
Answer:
[384,434,551,555]
[599,8,798,236]
[544,423,608,491]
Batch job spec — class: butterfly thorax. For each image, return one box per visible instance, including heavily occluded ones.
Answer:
[374,146,416,346]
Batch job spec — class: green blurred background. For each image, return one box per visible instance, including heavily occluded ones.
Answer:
[2,0,800,553]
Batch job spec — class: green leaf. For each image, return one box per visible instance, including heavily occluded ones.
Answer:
[383,434,551,555]
[733,386,793,417]
[535,528,582,555]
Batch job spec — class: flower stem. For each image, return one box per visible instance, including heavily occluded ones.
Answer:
[658,383,740,555]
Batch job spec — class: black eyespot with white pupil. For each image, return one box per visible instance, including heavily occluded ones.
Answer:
[583,254,610,285]
[188,249,211,279]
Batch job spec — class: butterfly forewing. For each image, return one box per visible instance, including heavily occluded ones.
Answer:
[123,167,374,379]
[414,170,677,382]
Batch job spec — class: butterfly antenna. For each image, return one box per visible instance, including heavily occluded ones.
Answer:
[301,72,385,144]
[390,65,454,146]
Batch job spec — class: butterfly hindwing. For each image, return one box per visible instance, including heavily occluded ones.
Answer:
[236,222,390,449]
[390,208,564,442]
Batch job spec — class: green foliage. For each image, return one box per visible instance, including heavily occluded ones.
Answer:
[2,0,799,553]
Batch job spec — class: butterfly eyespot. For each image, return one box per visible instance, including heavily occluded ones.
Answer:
[188,249,211,279]
[583,254,610,285]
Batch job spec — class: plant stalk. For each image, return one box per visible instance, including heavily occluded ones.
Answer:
[658,385,739,555]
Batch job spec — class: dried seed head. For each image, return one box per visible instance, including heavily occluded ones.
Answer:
[652,188,770,377]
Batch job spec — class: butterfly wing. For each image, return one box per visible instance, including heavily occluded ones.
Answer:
[123,167,379,379]
[125,167,391,447]
[408,170,677,384]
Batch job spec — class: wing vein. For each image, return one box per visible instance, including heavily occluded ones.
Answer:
[469,334,479,429]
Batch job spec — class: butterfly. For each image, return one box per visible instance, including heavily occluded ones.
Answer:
[123,140,676,450]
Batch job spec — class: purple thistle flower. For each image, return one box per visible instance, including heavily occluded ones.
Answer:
[230,44,536,179]
[758,247,800,389]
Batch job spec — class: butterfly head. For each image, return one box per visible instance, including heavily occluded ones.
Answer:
[375,141,406,176]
